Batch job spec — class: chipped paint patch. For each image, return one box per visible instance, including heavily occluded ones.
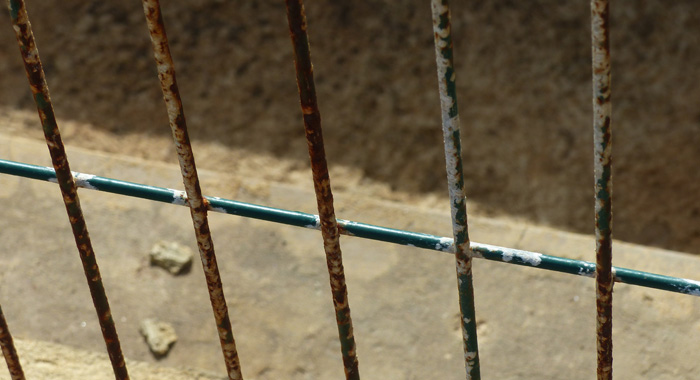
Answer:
[474,243,542,266]
[579,265,596,278]
[73,172,97,190]
[678,278,700,297]
[305,215,321,229]
[170,190,187,206]
[435,237,454,252]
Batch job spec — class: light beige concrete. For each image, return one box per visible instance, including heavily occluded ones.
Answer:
[0,340,221,380]
[1,134,699,379]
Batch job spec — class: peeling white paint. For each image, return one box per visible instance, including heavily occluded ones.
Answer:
[210,206,227,214]
[456,259,468,275]
[305,215,321,229]
[517,251,542,266]
[578,266,596,278]
[474,243,542,266]
[680,279,700,297]
[47,172,97,190]
[171,190,187,206]
[73,172,97,190]
[435,237,454,252]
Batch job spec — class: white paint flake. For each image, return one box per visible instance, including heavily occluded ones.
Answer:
[73,172,97,190]
[680,278,700,297]
[473,243,542,267]
[171,190,187,206]
[47,172,97,190]
[435,237,454,252]
[305,215,321,229]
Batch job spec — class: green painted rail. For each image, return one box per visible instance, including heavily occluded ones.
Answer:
[2,158,699,299]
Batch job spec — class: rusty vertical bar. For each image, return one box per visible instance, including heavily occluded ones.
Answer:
[431,1,481,379]
[141,1,243,379]
[0,305,25,380]
[591,0,613,378]
[284,1,360,379]
[6,2,130,379]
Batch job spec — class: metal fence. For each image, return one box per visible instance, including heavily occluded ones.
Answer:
[0,1,698,379]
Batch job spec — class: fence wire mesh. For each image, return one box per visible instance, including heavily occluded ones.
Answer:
[1,1,698,379]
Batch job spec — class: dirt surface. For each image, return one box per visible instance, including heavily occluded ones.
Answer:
[1,1,699,254]
[2,135,700,379]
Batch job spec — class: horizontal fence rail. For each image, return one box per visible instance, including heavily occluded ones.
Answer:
[2,158,699,298]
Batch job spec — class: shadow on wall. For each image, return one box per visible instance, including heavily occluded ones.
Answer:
[1,0,699,254]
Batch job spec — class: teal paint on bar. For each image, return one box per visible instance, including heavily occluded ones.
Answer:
[8,0,20,21]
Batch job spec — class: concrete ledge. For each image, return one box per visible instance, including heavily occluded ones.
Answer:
[1,134,700,379]
[1,340,222,380]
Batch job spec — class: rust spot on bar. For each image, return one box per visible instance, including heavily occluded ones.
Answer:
[7,2,130,379]
[0,305,25,380]
[591,0,613,378]
[141,1,243,379]
[285,1,360,379]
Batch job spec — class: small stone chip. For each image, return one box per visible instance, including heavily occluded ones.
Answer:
[139,318,177,358]
[149,241,193,275]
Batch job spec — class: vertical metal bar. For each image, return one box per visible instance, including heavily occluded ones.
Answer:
[591,0,614,378]
[431,1,481,379]
[0,305,25,380]
[284,2,360,379]
[141,1,243,379]
[6,2,130,379]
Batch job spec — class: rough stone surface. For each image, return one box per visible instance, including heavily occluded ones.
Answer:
[149,241,193,275]
[139,319,178,358]
[1,135,699,379]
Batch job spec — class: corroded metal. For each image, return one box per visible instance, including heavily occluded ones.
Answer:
[284,1,360,379]
[591,0,613,378]
[6,2,129,379]
[4,158,700,298]
[431,1,480,378]
[141,1,243,379]
[0,305,25,380]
